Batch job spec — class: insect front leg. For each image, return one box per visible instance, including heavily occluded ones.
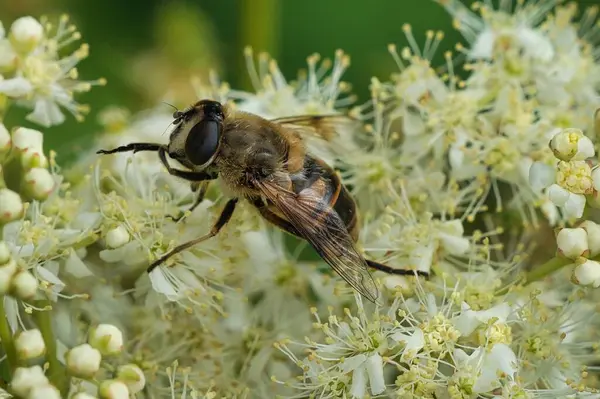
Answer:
[147,198,238,273]
[97,143,164,154]
[167,181,210,222]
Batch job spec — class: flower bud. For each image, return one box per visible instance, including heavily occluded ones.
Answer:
[10,365,48,397]
[21,149,49,170]
[11,270,38,299]
[0,40,17,71]
[117,364,145,393]
[105,226,130,249]
[66,344,102,378]
[12,126,43,152]
[0,123,10,156]
[549,128,595,161]
[23,167,55,201]
[71,393,98,399]
[28,383,61,399]
[0,188,24,223]
[0,259,18,295]
[9,16,44,53]
[579,221,600,257]
[556,227,589,259]
[89,324,123,355]
[572,258,600,288]
[99,380,129,399]
[0,241,10,265]
[15,328,45,360]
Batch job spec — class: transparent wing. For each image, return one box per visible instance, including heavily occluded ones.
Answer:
[271,114,357,142]
[255,176,380,303]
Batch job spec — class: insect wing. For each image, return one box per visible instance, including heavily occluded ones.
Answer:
[271,114,356,142]
[256,177,380,303]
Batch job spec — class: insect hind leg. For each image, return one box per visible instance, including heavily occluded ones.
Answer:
[366,259,429,278]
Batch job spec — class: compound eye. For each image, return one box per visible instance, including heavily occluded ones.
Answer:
[185,120,221,166]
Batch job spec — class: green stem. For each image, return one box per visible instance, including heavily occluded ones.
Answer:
[524,256,572,285]
[0,296,16,378]
[32,300,69,396]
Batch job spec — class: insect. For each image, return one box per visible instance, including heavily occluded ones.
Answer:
[97,100,428,303]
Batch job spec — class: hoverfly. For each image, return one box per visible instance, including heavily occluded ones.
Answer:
[97,100,428,303]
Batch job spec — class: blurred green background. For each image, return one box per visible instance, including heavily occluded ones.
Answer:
[0,0,594,159]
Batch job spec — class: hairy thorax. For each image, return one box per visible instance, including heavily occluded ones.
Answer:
[215,118,288,197]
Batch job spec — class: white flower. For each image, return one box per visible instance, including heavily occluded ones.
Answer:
[23,168,56,200]
[104,226,130,249]
[15,328,45,360]
[556,228,589,259]
[66,343,102,378]
[10,366,49,397]
[88,324,124,355]
[592,167,600,192]
[98,380,129,399]
[116,364,146,394]
[28,384,61,399]
[12,270,39,299]
[453,344,518,393]
[452,302,512,336]
[549,128,595,161]
[572,258,600,288]
[9,16,44,52]
[0,188,24,223]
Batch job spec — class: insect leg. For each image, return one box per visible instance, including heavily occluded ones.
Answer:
[365,259,429,278]
[96,143,164,154]
[147,198,238,273]
[167,181,210,222]
[157,147,216,181]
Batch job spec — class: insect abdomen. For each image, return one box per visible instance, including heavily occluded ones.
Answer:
[290,156,359,241]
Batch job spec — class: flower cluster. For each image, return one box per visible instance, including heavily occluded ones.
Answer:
[0,16,105,127]
[0,2,599,399]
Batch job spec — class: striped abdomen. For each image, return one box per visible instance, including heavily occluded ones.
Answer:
[250,155,360,242]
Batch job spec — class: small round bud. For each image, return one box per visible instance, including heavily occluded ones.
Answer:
[556,227,589,259]
[28,383,61,399]
[99,380,129,399]
[12,127,43,152]
[0,123,10,155]
[0,39,17,71]
[0,241,11,265]
[0,188,24,223]
[66,344,102,378]
[549,128,595,161]
[71,393,98,399]
[579,221,600,257]
[104,226,130,249]
[15,328,45,360]
[9,17,44,52]
[572,258,600,288]
[23,167,55,201]
[10,365,48,397]
[89,324,124,355]
[0,258,18,295]
[117,364,145,394]
[11,270,38,299]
